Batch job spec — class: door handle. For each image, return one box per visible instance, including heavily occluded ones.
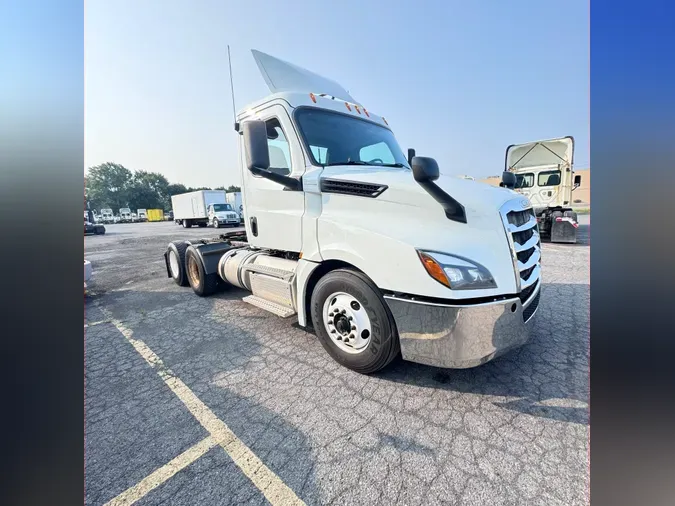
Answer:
[250,217,258,237]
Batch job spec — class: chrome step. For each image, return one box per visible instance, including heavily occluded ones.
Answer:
[242,295,296,318]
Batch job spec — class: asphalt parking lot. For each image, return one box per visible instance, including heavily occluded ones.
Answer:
[85,216,590,506]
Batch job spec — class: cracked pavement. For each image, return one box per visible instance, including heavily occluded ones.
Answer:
[85,217,590,505]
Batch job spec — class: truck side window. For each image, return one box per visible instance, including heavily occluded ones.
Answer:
[538,170,561,186]
[359,141,395,164]
[265,118,291,176]
[515,173,534,188]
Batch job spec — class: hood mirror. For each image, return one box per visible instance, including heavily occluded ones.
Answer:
[500,171,516,189]
[411,156,440,182]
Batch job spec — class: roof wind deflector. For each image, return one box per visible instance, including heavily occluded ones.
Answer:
[251,49,357,103]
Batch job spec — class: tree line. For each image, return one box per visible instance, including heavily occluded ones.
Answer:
[85,162,240,212]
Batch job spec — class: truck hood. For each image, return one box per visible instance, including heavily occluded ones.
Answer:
[252,49,357,104]
[505,136,574,171]
[321,167,520,217]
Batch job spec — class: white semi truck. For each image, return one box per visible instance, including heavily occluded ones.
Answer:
[99,208,114,224]
[164,50,541,374]
[505,137,582,243]
[119,207,132,223]
[137,208,148,222]
[172,190,240,228]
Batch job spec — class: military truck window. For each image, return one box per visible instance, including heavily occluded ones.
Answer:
[515,173,534,188]
[265,118,291,176]
[538,170,561,186]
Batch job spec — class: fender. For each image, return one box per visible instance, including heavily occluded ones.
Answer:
[187,241,237,275]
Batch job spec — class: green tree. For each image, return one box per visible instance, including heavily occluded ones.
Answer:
[87,162,133,210]
[128,170,170,209]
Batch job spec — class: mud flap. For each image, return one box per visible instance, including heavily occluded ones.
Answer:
[550,217,578,243]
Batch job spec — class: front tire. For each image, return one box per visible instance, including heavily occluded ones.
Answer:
[183,219,192,228]
[185,247,220,297]
[310,268,400,374]
[212,218,220,228]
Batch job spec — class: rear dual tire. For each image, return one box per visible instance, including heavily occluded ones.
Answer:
[185,247,220,297]
[167,241,190,287]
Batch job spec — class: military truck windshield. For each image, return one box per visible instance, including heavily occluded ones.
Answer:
[213,204,233,212]
[295,108,410,169]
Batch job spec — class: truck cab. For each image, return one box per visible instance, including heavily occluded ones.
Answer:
[119,208,132,223]
[506,137,581,242]
[207,203,239,228]
[137,209,148,222]
[165,50,541,374]
[100,208,114,224]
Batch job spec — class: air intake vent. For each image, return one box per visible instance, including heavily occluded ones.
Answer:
[320,178,388,198]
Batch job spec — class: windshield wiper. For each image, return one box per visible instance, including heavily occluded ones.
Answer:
[324,161,369,166]
[379,163,409,168]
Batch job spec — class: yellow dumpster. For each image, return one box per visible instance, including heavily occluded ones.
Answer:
[147,209,164,222]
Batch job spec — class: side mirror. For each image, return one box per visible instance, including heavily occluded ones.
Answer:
[573,174,582,190]
[500,171,516,189]
[411,156,440,182]
[242,120,270,172]
[407,148,416,167]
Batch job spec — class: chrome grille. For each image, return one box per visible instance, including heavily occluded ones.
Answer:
[499,199,542,306]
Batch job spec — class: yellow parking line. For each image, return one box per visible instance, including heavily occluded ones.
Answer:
[104,436,217,506]
[93,305,306,506]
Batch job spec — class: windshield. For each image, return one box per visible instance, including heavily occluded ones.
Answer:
[102,209,112,215]
[212,204,233,212]
[121,208,131,213]
[294,108,410,168]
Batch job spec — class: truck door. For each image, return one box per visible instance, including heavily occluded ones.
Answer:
[240,104,305,252]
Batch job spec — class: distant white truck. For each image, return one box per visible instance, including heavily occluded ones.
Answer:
[119,207,132,223]
[505,136,582,243]
[172,190,239,228]
[226,191,244,223]
[100,208,114,224]
[137,208,148,222]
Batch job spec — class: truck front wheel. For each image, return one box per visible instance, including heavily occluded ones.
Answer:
[183,219,192,228]
[310,268,400,374]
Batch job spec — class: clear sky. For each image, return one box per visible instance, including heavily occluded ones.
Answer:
[85,0,589,188]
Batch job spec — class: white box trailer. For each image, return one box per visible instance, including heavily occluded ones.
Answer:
[172,190,228,228]
[226,192,244,222]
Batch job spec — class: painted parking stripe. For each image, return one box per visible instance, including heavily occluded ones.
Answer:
[93,304,306,506]
[104,436,217,506]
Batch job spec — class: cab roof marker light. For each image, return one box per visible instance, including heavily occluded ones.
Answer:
[354,105,361,114]
[345,102,352,111]
[363,108,370,117]
[309,93,317,103]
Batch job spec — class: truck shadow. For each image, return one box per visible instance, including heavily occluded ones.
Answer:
[374,282,590,425]
[85,289,321,505]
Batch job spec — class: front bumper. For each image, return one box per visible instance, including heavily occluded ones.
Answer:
[385,285,540,369]
[218,218,240,225]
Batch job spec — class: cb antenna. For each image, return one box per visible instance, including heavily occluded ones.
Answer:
[227,45,239,132]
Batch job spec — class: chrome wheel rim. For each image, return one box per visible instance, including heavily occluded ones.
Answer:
[322,292,372,354]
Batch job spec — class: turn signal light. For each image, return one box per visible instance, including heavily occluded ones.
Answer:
[418,252,450,288]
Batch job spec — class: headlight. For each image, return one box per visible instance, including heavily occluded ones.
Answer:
[417,250,497,290]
